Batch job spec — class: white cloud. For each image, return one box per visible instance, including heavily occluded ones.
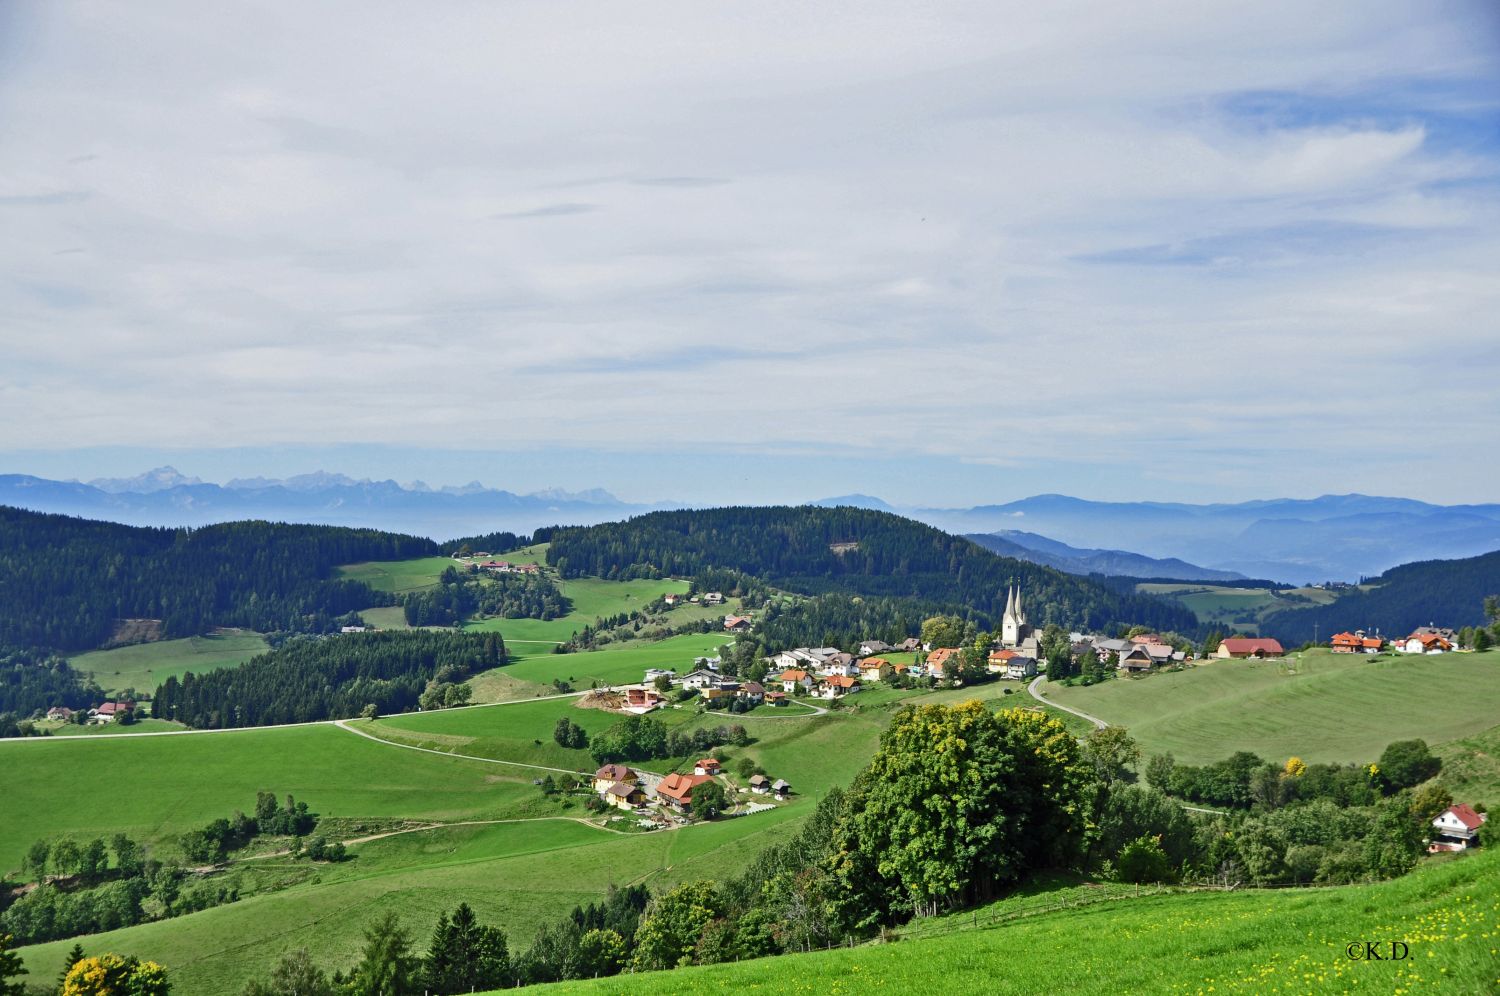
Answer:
[0,0,1496,502]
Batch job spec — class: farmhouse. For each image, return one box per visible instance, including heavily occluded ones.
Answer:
[1332,631,1386,654]
[897,637,922,652]
[680,669,720,690]
[816,675,861,699]
[858,657,893,682]
[663,593,685,606]
[643,668,676,684]
[723,614,752,632]
[738,681,766,705]
[769,651,802,671]
[1003,655,1038,680]
[89,701,131,724]
[1400,633,1452,654]
[819,654,860,678]
[772,779,791,797]
[925,647,962,677]
[46,706,74,721]
[1429,804,1486,851]
[1216,638,1285,659]
[1117,646,1153,674]
[777,669,815,694]
[701,592,725,605]
[748,774,771,794]
[1091,638,1132,663]
[593,764,637,793]
[656,772,715,813]
[858,640,891,656]
[604,781,647,811]
[694,758,722,776]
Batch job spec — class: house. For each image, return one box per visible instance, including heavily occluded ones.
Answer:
[1142,643,1175,666]
[694,656,722,670]
[695,758,722,776]
[663,593,686,606]
[772,779,791,797]
[816,675,861,699]
[1091,638,1132,663]
[1429,804,1487,851]
[643,668,676,684]
[1412,625,1459,642]
[858,640,891,657]
[738,681,766,705]
[897,637,922,652]
[1361,636,1384,653]
[1128,633,1165,646]
[925,647,962,677]
[987,649,1019,674]
[1216,638,1285,659]
[748,774,771,794]
[701,592,725,605]
[1330,631,1363,653]
[90,701,131,724]
[1004,655,1038,680]
[605,781,647,811]
[769,651,802,671]
[681,669,720,690]
[765,690,788,706]
[703,686,738,702]
[777,669,815,694]
[655,772,715,813]
[1401,633,1453,655]
[46,706,75,722]
[820,654,860,678]
[340,625,368,633]
[1117,646,1153,674]
[623,688,664,713]
[593,764,637,793]
[858,657,893,682]
[723,615,753,632]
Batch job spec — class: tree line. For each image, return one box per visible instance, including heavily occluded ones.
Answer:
[545,506,1197,635]
[152,631,506,728]
[402,567,570,627]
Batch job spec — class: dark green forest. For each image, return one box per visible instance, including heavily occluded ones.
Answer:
[547,506,1196,634]
[152,631,506,728]
[0,505,437,652]
[403,568,571,627]
[1262,550,1500,643]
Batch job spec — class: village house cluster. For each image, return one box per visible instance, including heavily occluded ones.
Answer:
[591,759,789,827]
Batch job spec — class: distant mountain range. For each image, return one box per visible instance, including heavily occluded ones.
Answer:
[901,494,1500,583]
[0,467,655,538]
[965,530,1249,582]
[3,469,1496,582]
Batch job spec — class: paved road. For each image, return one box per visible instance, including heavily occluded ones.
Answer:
[1027,676,1108,729]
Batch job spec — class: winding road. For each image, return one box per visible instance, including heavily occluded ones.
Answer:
[1027,675,1108,729]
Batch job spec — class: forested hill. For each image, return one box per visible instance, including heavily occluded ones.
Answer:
[1262,548,1500,644]
[547,506,1198,634]
[0,505,437,652]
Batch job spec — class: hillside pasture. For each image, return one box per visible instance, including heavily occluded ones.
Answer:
[336,555,460,593]
[69,630,269,694]
[498,633,729,689]
[1044,649,1500,766]
[464,576,690,644]
[1136,582,1339,633]
[530,847,1500,995]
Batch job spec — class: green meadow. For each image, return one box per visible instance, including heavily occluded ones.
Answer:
[529,847,1500,995]
[68,630,270,694]
[464,576,690,644]
[336,555,463,594]
[497,633,729,690]
[1044,648,1500,766]
[1136,582,1339,632]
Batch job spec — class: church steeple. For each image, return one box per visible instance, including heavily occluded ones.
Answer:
[1014,586,1025,626]
[1003,585,1015,623]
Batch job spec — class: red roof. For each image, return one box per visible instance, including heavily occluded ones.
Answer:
[656,772,713,803]
[1361,637,1383,649]
[595,764,635,782]
[777,669,810,681]
[1330,632,1361,647]
[1442,804,1485,831]
[696,758,721,771]
[820,675,859,688]
[1220,638,1284,656]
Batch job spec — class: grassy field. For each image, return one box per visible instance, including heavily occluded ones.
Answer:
[336,555,462,594]
[498,633,730,690]
[358,605,410,630]
[43,718,188,737]
[1435,722,1500,804]
[464,576,690,644]
[528,847,1500,995]
[0,724,550,874]
[1045,649,1500,767]
[68,630,269,694]
[1137,582,1339,633]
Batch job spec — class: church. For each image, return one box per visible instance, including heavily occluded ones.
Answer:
[999,585,1042,658]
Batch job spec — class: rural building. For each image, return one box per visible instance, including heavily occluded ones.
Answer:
[925,647,962,677]
[1331,631,1384,654]
[748,774,771,794]
[593,764,637,794]
[777,669,815,694]
[816,675,861,699]
[999,586,1043,658]
[1004,655,1038,680]
[701,592,725,605]
[723,614,752,632]
[1401,633,1452,654]
[1091,638,1132,663]
[858,640,891,656]
[1216,638,1285,659]
[897,638,922,652]
[820,652,859,677]
[46,706,74,721]
[738,681,766,705]
[1430,804,1486,851]
[764,690,788,706]
[769,652,801,671]
[680,670,720,690]
[772,779,791,797]
[655,772,714,813]
[1128,633,1166,646]
[663,593,686,605]
[858,657,893,682]
[987,649,1018,674]
[605,781,647,810]
[643,668,676,683]
[694,758,722,776]
[1117,646,1153,673]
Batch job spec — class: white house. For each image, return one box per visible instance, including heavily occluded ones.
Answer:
[1004,655,1038,680]
[680,669,720,691]
[769,652,802,671]
[701,592,725,605]
[819,654,860,678]
[1430,804,1486,851]
[643,668,676,684]
[777,669,815,694]
[858,640,891,657]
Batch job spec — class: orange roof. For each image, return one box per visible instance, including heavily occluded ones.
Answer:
[696,758,721,769]
[1220,638,1284,655]
[657,772,713,803]
[861,657,891,668]
[987,649,1018,661]
[1330,632,1361,646]
[891,663,910,672]
[927,648,961,669]
[821,675,859,688]
[1361,637,1383,648]
[778,669,810,681]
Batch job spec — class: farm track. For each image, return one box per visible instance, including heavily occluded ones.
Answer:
[1028,675,1108,729]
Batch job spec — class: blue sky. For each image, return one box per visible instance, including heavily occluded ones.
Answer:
[1,1,1498,507]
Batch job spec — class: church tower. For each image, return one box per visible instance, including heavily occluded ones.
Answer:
[1002,585,1020,647]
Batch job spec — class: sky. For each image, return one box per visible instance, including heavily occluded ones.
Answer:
[1,1,1498,507]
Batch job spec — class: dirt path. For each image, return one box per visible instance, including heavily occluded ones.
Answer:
[237,815,633,861]
[1027,676,1108,729]
[333,718,585,775]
